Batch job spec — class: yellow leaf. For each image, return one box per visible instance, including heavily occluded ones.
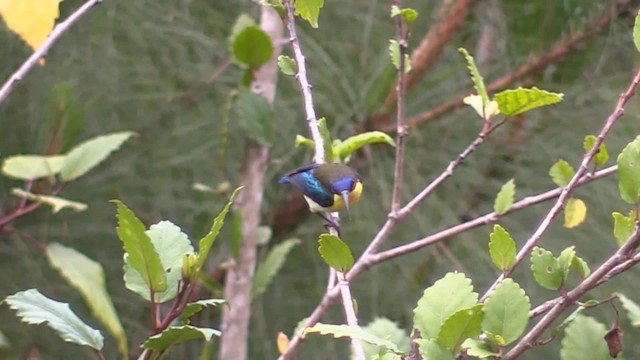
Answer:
[463,94,500,120]
[0,0,63,64]
[564,198,587,228]
[276,331,289,354]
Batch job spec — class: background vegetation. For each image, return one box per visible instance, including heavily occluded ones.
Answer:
[2,0,640,358]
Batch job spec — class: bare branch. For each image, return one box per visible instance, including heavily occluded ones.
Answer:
[0,0,103,104]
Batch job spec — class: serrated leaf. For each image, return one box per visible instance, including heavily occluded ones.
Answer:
[335,131,396,162]
[4,289,103,350]
[494,179,515,215]
[318,234,354,272]
[557,246,575,285]
[571,255,590,278]
[60,132,133,181]
[231,25,274,68]
[46,243,127,357]
[180,299,228,322]
[142,325,220,351]
[583,135,609,167]
[360,318,411,358]
[564,198,587,228]
[549,159,575,188]
[304,323,402,354]
[295,134,315,149]
[278,55,296,75]
[390,6,419,23]
[318,118,334,163]
[237,91,273,147]
[113,200,167,294]
[124,221,194,303]
[196,187,242,271]
[482,279,530,346]
[389,40,411,73]
[458,48,489,107]
[252,239,300,300]
[414,339,455,360]
[494,87,563,116]
[634,9,640,53]
[553,306,586,337]
[488,225,517,272]
[295,0,325,28]
[530,247,563,290]
[617,135,640,204]
[414,272,478,339]
[560,315,610,360]
[437,304,483,354]
[1,155,65,180]
[618,293,640,327]
[0,0,62,57]
[11,189,87,213]
[461,339,499,358]
[613,211,637,247]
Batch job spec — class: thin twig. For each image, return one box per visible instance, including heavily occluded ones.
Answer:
[0,0,103,104]
[503,227,640,360]
[481,69,640,302]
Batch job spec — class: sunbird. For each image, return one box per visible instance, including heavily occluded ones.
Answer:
[279,163,363,229]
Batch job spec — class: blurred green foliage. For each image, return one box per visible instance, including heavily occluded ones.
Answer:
[2,0,640,359]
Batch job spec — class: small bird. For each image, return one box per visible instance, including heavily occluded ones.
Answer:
[279,163,363,229]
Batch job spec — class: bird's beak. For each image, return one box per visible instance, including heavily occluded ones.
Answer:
[341,191,351,218]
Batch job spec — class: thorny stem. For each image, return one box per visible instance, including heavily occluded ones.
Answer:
[481,69,640,302]
[0,0,103,105]
[280,1,363,359]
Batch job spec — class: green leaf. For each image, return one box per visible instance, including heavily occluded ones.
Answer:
[335,131,396,162]
[295,134,315,149]
[571,255,591,278]
[553,305,586,337]
[124,221,194,303]
[458,48,489,107]
[4,289,103,350]
[230,210,243,259]
[142,325,220,351]
[437,304,483,354]
[488,225,517,272]
[482,279,530,346]
[613,211,637,247]
[1,155,65,180]
[618,293,640,326]
[530,247,563,290]
[493,179,515,215]
[564,198,587,228]
[196,187,243,271]
[494,87,563,116]
[360,318,411,358]
[46,243,128,357]
[60,131,134,181]
[113,200,167,294]
[634,9,640,53]
[11,189,87,213]
[237,91,273,147]
[180,299,228,323]
[228,14,256,47]
[413,272,478,339]
[583,135,609,167]
[549,159,576,188]
[414,339,455,360]
[295,0,325,28]
[318,118,334,163]
[231,25,274,68]
[389,40,411,73]
[304,323,402,354]
[252,239,300,300]
[617,135,640,204]
[560,315,610,360]
[461,339,499,358]
[278,55,296,75]
[318,234,354,272]
[390,6,419,23]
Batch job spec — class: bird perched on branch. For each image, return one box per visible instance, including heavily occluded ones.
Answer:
[279,163,363,231]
